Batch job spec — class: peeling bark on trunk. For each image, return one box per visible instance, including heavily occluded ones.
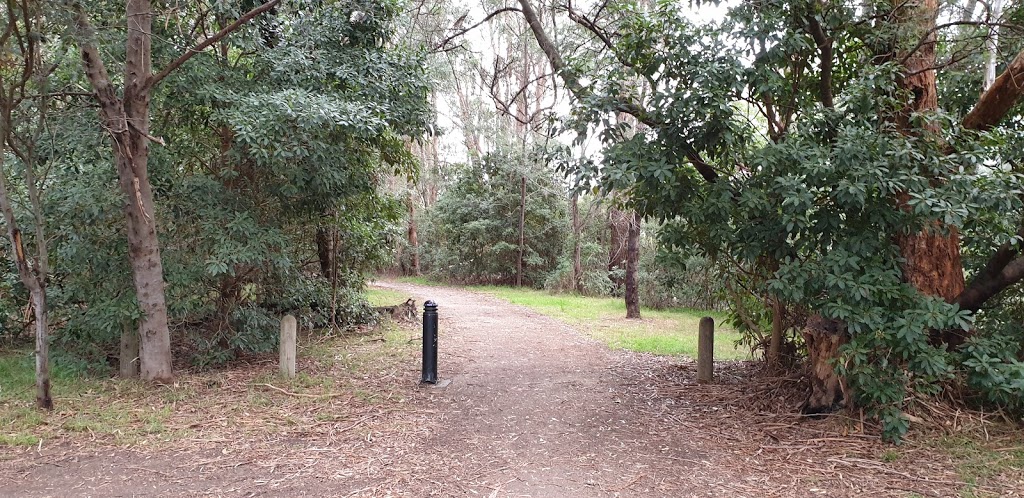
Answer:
[896,224,967,345]
[625,211,641,319]
[801,315,848,414]
[892,0,967,346]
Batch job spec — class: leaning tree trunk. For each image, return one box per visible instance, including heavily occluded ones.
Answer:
[625,211,641,319]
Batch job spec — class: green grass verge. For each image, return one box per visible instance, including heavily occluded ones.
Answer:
[471,286,749,360]
[365,287,409,306]
[928,435,1024,497]
[0,320,421,448]
[0,351,180,446]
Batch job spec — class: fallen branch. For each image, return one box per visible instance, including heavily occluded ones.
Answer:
[256,383,349,399]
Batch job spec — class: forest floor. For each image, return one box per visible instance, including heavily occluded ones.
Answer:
[1,280,1023,497]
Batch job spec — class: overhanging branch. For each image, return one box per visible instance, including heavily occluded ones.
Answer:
[516,0,719,183]
[147,0,282,90]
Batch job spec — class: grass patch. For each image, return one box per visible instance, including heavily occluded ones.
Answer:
[393,275,446,287]
[928,435,1024,495]
[472,286,748,360]
[0,320,421,448]
[366,287,409,306]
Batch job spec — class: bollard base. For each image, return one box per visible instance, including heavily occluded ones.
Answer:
[419,378,451,389]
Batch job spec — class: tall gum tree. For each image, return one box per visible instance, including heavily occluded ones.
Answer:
[69,0,281,382]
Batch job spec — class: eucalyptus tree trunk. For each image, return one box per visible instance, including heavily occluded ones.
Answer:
[802,0,967,413]
[892,0,967,347]
[73,0,282,382]
[408,192,420,275]
[1,0,52,408]
[608,207,628,288]
[0,157,52,409]
[625,211,641,319]
[571,193,582,292]
[517,176,526,287]
[984,0,1004,91]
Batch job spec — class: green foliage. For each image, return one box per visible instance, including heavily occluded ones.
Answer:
[638,241,727,311]
[557,0,1024,441]
[421,148,568,286]
[0,0,429,369]
[959,330,1024,413]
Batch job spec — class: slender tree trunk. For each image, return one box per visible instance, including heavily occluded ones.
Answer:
[608,207,628,288]
[74,0,173,382]
[0,186,52,408]
[72,0,281,383]
[123,0,172,382]
[0,151,51,408]
[0,0,52,409]
[984,0,1004,91]
[517,176,526,287]
[768,297,784,366]
[31,289,51,408]
[571,193,582,292]
[625,211,641,319]
[408,192,420,275]
[316,227,334,280]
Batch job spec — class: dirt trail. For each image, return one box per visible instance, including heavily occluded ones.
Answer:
[374,280,707,496]
[0,281,713,497]
[2,281,1004,497]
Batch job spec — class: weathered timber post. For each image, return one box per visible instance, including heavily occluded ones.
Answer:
[119,322,139,379]
[280,314,297,378]
[697,316,714,383]
[422,300,438,384]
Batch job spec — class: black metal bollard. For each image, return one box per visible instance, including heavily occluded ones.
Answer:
[421,300,438,384]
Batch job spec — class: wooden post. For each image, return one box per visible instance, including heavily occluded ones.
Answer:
[119,322,139,379]
[697,316,714,383]
[280,315,297,378]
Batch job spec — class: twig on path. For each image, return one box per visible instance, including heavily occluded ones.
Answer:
[608,473,644,492]
[887,487,940,498]
[256,383,349,399]
[126,466,174,478]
